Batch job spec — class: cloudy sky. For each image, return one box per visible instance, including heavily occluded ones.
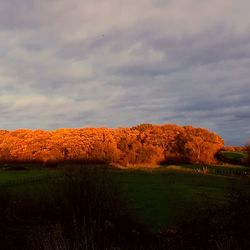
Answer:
[0,0,250,145]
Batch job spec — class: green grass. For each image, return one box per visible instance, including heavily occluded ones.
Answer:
[111,169,247,230]
[178,163,249,170]
[0,166,249,231]
[220,151,248,165]
[221,151,246,160]
[0,168,62,197]
[174,164,250,175]
[0,169,59,185]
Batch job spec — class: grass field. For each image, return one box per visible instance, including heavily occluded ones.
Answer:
[112,169,249,230]
[221,151,246,160]
[1,165,249,231]
[0,169,59,186]
[219,151,247,165]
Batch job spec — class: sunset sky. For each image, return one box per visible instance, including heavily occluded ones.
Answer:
[0,0,249,145]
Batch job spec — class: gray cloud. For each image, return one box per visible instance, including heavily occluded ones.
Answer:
[0,0,250,145]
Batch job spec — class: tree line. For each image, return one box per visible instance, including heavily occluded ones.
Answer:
[0,124,224,166]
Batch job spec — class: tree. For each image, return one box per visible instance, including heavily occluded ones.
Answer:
[0,125,224,166]
[245,142,250,165]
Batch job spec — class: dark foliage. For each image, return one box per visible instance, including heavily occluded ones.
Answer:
[0,166,164,250]
[1,167,250,249]
[165,183,250,250]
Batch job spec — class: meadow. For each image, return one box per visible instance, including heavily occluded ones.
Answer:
[0,159,250,249]
[1,164,249,231]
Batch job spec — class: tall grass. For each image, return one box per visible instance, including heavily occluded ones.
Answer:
[0,165,250,249]
[0,165,164,250]
[166,182,250,250]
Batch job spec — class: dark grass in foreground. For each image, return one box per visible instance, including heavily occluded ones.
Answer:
[0,165,250,249]
[111,169,245,230]
[0,166,159,250]
[1,165,250,230]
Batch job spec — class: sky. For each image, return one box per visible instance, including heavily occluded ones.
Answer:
[0,0,250,145]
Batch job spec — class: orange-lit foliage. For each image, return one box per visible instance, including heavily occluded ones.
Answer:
[0,124,224,166]
[177,126,225,164]
[221,146,247,152]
